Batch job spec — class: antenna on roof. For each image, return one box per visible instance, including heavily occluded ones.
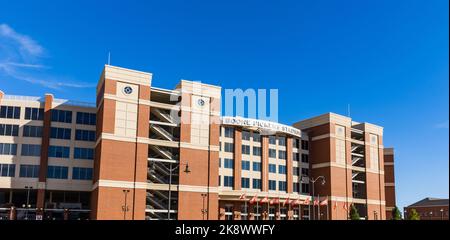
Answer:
[108,51,111,65]
[347,104,351,117]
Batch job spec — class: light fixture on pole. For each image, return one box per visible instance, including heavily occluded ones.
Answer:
[167,162,191,220]
[302,175,325,220]
[122,189,130,220]
[24,186,33,220]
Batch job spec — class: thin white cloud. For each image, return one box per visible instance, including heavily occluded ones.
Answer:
[434,121,449,129]
[0,23,93,90]
[0,24,44,57]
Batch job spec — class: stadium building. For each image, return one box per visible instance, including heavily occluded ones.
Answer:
[0,65,396,220]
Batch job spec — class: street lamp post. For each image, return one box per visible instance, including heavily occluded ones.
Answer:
[167,162,191,220]
[429,211,433,220]
[24,186,33,220]
[122,189,130,220]
[201,193,208,220]
[373,211,378,220]
[440,209,444,220]
[302,175,325,220]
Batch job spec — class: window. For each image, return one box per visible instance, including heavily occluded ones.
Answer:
[241,145,250,155]
[0,124,19,136]
[278,165,287,174]
[223,158,234,169]
[269,149,277,158]
[0,143,17,155]
[19,165,39,178]
[269,180,277,190]
[252,162,261,172]
[50,127,71,140]
[293,152,299,161]
[74,147,94,160]
[224,206,233,220]
[278,150,286,160]
[301,140,309,150]
[76,112,96,125]
[279,181,287,191]
[293,139,299,148]
[253,132,261,142]
[224,142,234,153]
[301,183,310,194]
[218,175,221,186]
[278,137,286,146]
[241,178,250,188]
[51,109,72,123]
[269,136,276,145]
[224,127,234,138]
[75,129,96,142]
[241,160,250,170]
[301,168,309,176]
[219,158,221,168]
[21,144,41,157]
[293,182,299,193]
[242,130,250,140]
[252,179,261,189]
[0,164,15,177]
[0,106,20,119]
[23,125,43,138]
[301,154,309,163]
[253,146,261,156]
[223,176,233,187]
[269,164,277,173]
[24,107,44,120]
[49,146,70,158]
[293,167,299,176]
[72,167,93,180]
[47,166,69,179]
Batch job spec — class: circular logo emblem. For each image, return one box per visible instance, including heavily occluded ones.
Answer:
[123,86,133,95]
[198,99,205,106]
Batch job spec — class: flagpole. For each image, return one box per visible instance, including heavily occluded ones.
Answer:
[245,197,247,220]
[256,201,259,220]
[326,197,329,220]
[308,200,311,221]
[317,194,320,220]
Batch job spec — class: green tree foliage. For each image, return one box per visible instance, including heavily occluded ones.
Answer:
[392,206,402,220]
[407,209,420,220]
[349,204,360,220]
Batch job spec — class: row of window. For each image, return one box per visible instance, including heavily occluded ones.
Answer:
[0,143,93,160]
[221,176,262,189]
[219,158,262,171]
[0,124,95,141]
[221,176,295,192]
[50,128,95,141]
[0,106,95,125]
[0,164,93,180]
[268,164,287,174]
[221,143,308,160]
[0,124,19,136]
[0,106,20,119]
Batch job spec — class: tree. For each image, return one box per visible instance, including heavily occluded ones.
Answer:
[349,204,360,220]
[392,206,402,220]
[407,209,420,220]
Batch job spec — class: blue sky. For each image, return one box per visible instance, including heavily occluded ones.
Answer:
[0,0,448,211]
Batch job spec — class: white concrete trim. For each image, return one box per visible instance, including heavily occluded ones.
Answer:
[92,180,147,190]
[385,182,395,187]
[180,142,219,152]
